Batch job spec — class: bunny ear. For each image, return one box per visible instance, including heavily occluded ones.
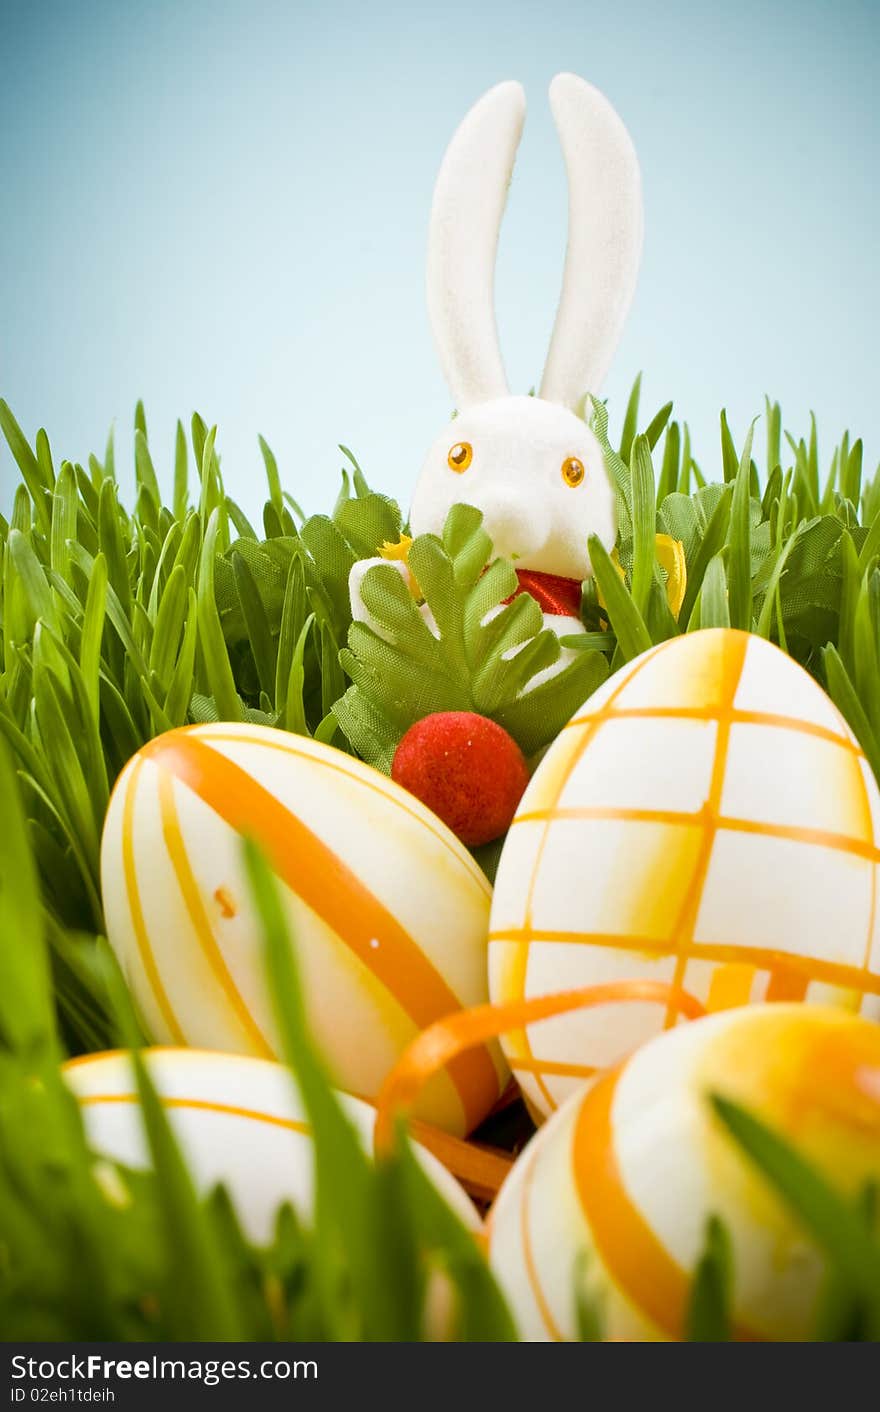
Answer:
[539,73,643,410]
[427,80,526,409]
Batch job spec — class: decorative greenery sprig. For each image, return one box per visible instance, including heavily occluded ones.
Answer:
[333,503,609,773]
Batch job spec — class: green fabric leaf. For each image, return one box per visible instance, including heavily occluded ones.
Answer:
[334,505,608,773]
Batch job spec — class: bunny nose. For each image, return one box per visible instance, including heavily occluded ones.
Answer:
[476,488,551,562]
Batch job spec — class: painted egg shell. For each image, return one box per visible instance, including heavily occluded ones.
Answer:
[64,1048,479,1243]
[489,628,880,1120]
[489,1004,880,1341]
[101,724,506,1135]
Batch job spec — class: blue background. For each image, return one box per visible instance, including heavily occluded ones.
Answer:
[1,0,877,519]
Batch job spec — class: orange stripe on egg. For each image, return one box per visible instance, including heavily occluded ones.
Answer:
[77,1090,311,1135]
[140,730,499,1134]
[64,1053,507,1202]
[765,967,809,1002]
[195,728,491,898]
[706,962,756,1012]
[662,632,749,1027]
[514,804,700,827]
[520,1140,564,1341]
[571,1066,761,1341]
[854,756,878,974]
[513,804,880,864]
[565,703,865,757]
[157,769,275,1059]
[714,814,880,864]
[490,929,880,999]
[121,759,186,1045]
[509,1056,599,1080]
[512,646,665,1113]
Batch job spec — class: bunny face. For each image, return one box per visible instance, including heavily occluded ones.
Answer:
[410,395,616,579]
[416,73,642,589]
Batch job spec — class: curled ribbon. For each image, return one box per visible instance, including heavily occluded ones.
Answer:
[375,980,708,1196]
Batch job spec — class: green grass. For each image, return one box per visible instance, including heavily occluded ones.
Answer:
[1,385,879,1340]
[0,743,515,1341]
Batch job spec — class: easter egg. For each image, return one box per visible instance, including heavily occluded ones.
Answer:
[489,628,880,1119]
[101,724,506,1135]
[63,1048,479,1243]
[488,1004,880,1341]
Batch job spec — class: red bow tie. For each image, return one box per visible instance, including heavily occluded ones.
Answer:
[507,569,583,618]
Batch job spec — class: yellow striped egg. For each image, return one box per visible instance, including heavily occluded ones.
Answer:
[101,724,506,1135]
[488,1004,880,1341]
[64,1048,479,1243]
[489,628,880,1120]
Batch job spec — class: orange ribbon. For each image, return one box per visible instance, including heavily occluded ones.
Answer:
[407,1119,516,1204]
[375,981,708,1186]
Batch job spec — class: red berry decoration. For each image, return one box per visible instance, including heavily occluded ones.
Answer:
[392,711,530,847]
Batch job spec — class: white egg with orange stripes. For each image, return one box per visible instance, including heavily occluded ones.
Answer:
[487,1004,880,1341]
[64,1048,479,1242]
[100,724,506,1136]
[489,628,880,1120]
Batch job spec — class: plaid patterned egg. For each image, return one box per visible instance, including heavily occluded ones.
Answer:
[489,628,880,1120]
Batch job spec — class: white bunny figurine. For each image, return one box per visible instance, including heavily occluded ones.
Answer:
[351,72,643,662]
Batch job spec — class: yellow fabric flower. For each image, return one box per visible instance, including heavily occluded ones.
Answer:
[379,533,420,596]
[598,534,687,620]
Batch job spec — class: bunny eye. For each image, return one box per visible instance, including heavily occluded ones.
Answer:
[447,442,473,473]
[561,455,585,488]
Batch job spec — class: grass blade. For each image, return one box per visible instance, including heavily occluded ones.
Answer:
[588,534,652,661]
[0,742,56,1056]
[197,508,243,722]
[0,400,52,537]
[685,1216,732,1342]
[259,434,284,516]
[618,373,641,465]
[629,434,657,619]
[164,588,198,726]
[644,400,673,451]
[79,552,108,724]
[134,428,161,507]
[711,1093,880,1337]
[699,553,730,628]
[233,551,277,699]
[679,484,733,627]
[173,419,188,520]
[727,422,756,631]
